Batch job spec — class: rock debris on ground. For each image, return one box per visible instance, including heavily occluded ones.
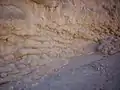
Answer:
[0,0,120,90]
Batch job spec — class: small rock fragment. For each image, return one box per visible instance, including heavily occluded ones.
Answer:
[0,73,8,78]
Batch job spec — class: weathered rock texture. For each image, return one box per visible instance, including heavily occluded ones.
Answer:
[0,0,120,85]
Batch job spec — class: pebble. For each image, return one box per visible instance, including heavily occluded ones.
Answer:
[0,73,8,78]
[32,82,39,87]
[17,64,26,69]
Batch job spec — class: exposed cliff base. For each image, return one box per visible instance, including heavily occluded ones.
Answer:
[0,0,120,89]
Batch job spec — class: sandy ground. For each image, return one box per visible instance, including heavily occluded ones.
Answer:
[0,52,120,90]
[31,53,120,90]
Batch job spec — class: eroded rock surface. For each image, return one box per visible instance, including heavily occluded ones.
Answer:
[0,0,120,89]
[0,5,25,20]
[98,36,120,55]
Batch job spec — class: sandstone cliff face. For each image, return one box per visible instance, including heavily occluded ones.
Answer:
[0,0,120,62]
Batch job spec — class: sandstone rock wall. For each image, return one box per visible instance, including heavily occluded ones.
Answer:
[0,0,120,62]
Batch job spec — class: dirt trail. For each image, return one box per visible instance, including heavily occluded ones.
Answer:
[0,53,120,90]
[30,53,120,90]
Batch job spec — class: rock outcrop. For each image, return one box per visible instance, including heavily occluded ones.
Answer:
[0,0,120,85]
